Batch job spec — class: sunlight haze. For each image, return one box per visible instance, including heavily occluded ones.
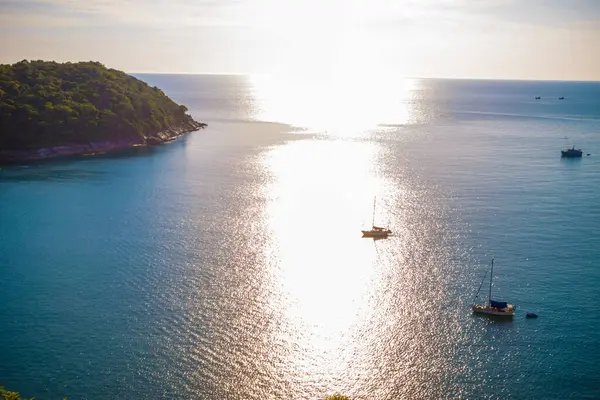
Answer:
[1,0,599,80]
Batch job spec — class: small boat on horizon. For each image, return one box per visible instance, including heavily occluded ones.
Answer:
[561,145,583,158]
[361,197,392,238]
[472,258,515,317]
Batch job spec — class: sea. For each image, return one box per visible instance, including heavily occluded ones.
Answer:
[1,75,599,399]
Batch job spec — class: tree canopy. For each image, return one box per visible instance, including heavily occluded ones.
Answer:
[0,60,203,151]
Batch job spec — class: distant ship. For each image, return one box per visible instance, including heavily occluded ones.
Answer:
[559,97,565,100]
[561,146,583,158]
[361,197,392,238]
[535,96,541,99]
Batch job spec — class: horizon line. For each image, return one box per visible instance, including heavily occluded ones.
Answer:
[128,72,600,83]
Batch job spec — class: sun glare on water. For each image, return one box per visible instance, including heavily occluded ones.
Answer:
[260,139,387,377]
[250,72,423,393]
[248,73,417,136]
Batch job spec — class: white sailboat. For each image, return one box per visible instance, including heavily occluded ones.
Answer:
[361,197,392,238]
[472,258,515,317]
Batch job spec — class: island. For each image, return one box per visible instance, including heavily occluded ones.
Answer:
[0,60,206,163]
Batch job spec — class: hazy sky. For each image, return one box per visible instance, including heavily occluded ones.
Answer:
[1,0,599,80]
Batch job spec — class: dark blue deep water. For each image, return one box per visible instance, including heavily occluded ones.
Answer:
[1,76,599,399]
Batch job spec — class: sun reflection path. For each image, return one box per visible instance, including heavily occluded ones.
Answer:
[261,139,389,380]
[252,125,471,398]
[249,74,420,136]
[242,72,469,398]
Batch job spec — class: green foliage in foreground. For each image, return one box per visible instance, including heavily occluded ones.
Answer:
[1,386,33,400]
[0,60,200,151]
[0,386,67,400]
[325,394,350,400]
[1,384,345,400]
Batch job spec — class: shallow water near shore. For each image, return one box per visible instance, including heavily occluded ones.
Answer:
[1,75,599,399]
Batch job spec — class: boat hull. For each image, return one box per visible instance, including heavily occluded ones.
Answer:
[472,305,514,317]
[361,230,391,238]
[562,147,583,157]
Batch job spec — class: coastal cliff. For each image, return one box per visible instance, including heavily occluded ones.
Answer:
[0,60,206,163]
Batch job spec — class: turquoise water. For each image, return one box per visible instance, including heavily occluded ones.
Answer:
[1,76,599,399]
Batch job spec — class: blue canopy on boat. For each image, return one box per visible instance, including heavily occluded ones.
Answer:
[490,300,508,308]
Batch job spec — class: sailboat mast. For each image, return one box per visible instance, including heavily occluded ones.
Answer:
[488,258,494,303]
[372,197,376,227]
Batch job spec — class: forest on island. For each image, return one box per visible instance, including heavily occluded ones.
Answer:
[0,60,202,151]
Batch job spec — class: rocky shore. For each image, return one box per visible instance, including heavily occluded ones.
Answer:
[0,119,206,164]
